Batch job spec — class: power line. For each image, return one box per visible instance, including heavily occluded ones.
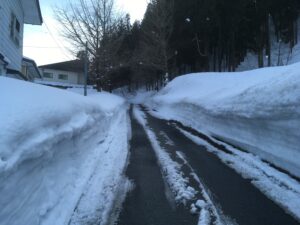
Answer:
[43,21,73,60]
[23,46,65,49]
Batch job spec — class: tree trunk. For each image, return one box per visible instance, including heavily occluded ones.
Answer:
[266,13,271,67]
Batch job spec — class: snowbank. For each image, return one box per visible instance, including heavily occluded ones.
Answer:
[113,87,156,104]
[0,77,128,225]
[35,79,95,89]
[68,87,124,112]
[149,63,300,178]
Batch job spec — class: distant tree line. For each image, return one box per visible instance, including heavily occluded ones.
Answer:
[56,0,300,92]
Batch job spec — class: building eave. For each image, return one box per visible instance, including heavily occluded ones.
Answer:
[22,57,43,79]
[39,60,85,73]
[22,0,43,25]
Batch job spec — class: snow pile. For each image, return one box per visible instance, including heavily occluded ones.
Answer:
[67,86,98,95]
[35,79,95,89]
[69,109,131,225]
[113,87,156,104]
[0,77,128,225]
[149,62,300,178]
[68,88,124,112]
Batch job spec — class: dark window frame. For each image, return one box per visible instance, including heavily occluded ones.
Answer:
[58,74,68,80]
[43,72,54,79]
[10,12,21,47]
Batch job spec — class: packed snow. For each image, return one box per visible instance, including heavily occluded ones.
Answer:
[0,77,129,225]
[175,151,225,225]
[148,62,300,178]
[178,127,300,221]
[134,107,236,225]
[133,106,197,204]
[35,79,95,89]
[133,107,240,225]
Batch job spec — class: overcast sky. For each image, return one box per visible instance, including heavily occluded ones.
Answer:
[23,0,148,66]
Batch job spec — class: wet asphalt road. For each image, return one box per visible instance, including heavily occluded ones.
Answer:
[116,108,197,225]
[115,107,299,225]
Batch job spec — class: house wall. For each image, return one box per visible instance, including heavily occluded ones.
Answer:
[0,0,24,71]
[78,72,85,85]
[0,64,6,76]
[40,68,84,85]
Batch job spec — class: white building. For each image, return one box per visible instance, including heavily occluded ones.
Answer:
[0,0,42,79]
[38,60,85,87]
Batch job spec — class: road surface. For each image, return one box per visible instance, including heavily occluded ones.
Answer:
[114,106,299,225]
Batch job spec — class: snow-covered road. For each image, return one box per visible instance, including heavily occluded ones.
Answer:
[113,105,300,225]
[2,72,300,225]
[116,106,197,225]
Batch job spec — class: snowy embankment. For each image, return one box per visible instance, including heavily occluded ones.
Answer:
[0,77,129,225]
[148,62,300,178]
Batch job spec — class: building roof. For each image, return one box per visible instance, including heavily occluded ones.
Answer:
[21,0,43,25]
[39,60,85,73]
[22,57,42,79]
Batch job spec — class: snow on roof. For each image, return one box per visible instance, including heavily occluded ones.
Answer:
[21,0,43,25]
[22,56,34,61]
[39,60,84,73]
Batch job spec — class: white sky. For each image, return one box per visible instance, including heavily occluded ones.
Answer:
[23,0,148,66]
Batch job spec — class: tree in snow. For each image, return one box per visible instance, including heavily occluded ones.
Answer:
[54,0,121,91]
[139,0,175,90]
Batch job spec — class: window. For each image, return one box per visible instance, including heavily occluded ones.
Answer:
[58,74,68,80]
[21,65,28,76]
[10,13,21,47]
[43,72,53,79]
[16,20,20,33]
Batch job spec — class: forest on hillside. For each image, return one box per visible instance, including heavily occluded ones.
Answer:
[55,0,300,91]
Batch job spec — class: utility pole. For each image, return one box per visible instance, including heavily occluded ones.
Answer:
[84,41,88,96]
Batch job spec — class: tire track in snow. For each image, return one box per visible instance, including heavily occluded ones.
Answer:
[175,123,300,223]
[68,108,130,225]
[116,106,196,225]
[135,106,235,225]
[143,107,299,225]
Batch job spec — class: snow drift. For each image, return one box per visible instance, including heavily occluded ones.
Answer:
[0,77,128,225]
[149,63,300,178]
